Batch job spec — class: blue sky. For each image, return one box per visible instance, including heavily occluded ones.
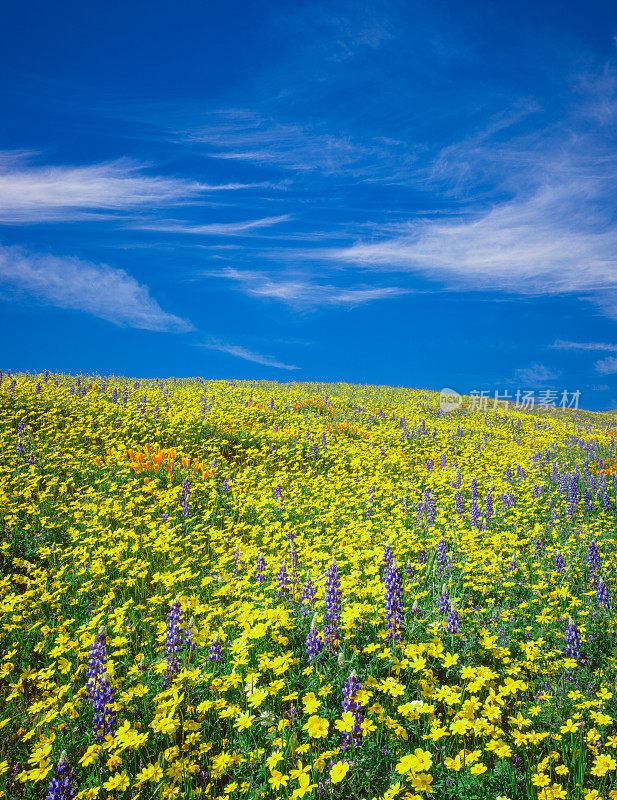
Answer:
[1,0,617,409]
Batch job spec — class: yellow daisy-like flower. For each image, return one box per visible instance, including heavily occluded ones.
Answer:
[303,715,329,738]
[234,713,255,731]
[330,761,350,784]
[103,771,130,791]
[136,763,164,783]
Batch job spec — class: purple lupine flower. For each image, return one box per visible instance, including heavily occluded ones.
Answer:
[416,499,424,522]
[111,388,118,403]
[534,538,544,560]
[92,671,115,741]
[554,552,566,572]
[533,484,541,498]
[438,586,451,614]
[300,572,317,617]
[276,562,290,599]
[207,635,222,662]
[470,498,481,529]
[424,489,436,526]
[274,482,283,501]
[35,382,41,396]
[505,466,512,481]
[602,491,611,511]
[86,626,108,703]
[567,475,579,518]
[221,476,229,494]
[255,553,267,583]
[564,617,581,661]
[587,540,601,576]
[181,476,191,518]
[321,431,326,446]
[485,490,493,521]
[324,559,342,650]
[454,492,464,514]
[597,579,610,610]
[446,604,461,634]
[306,616,324,663]
[341,670,364,747]
[405,560,414,581]
[46,751,76,800]
[384,560,404,640]
[382,541,394,578]
[436,538,448,573]
[471,478,478,501]
[166,598,184,678]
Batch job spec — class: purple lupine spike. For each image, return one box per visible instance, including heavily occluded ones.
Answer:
[564,617,581,661]
[505,466,512,481]
[46,751,76,800]
[602,491,611,511]
[274,482,283,501]
[276,562,290,599]
[470,478,478,501]
[207,635,222,662]
[324,559,342,650]
[470,498,480,529]
[438,586,451,614]
[534,538,544,560]
[567,475,579,518]
[485,490,493,521]
[554,552,566,572]
[436,538,448,573]
[424,489,436,526]
[92,672,115,741]
[341,670,364,747]
[86,626,108,703]
[597,579,610,610]
[255,553,267,583]
[454,492,464,514]
[587,540,601,576]
[221,476,229,494]
[181,477,191,518]
[166,598,184,678]
[416,500,424,522]
[533,484,541,498]
[384,560,404,640]
[382,541,394,578]
[306,615,324,663]
[300,572,317,616]
[446,603,461,634]
[507,554,517,573]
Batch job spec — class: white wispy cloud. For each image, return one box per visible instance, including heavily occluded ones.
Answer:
[210,267,410,309]
[0,244,193,331]
[551,340,617,351]
[595,356,617,375]
[514,363,561,385]
[133,214,291,235]
[0,152,255,223]
[184,110,416,179]
[317,69,617,319]
[200,339,299,370]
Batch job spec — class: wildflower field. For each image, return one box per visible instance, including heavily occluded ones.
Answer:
[3,372,617,800]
